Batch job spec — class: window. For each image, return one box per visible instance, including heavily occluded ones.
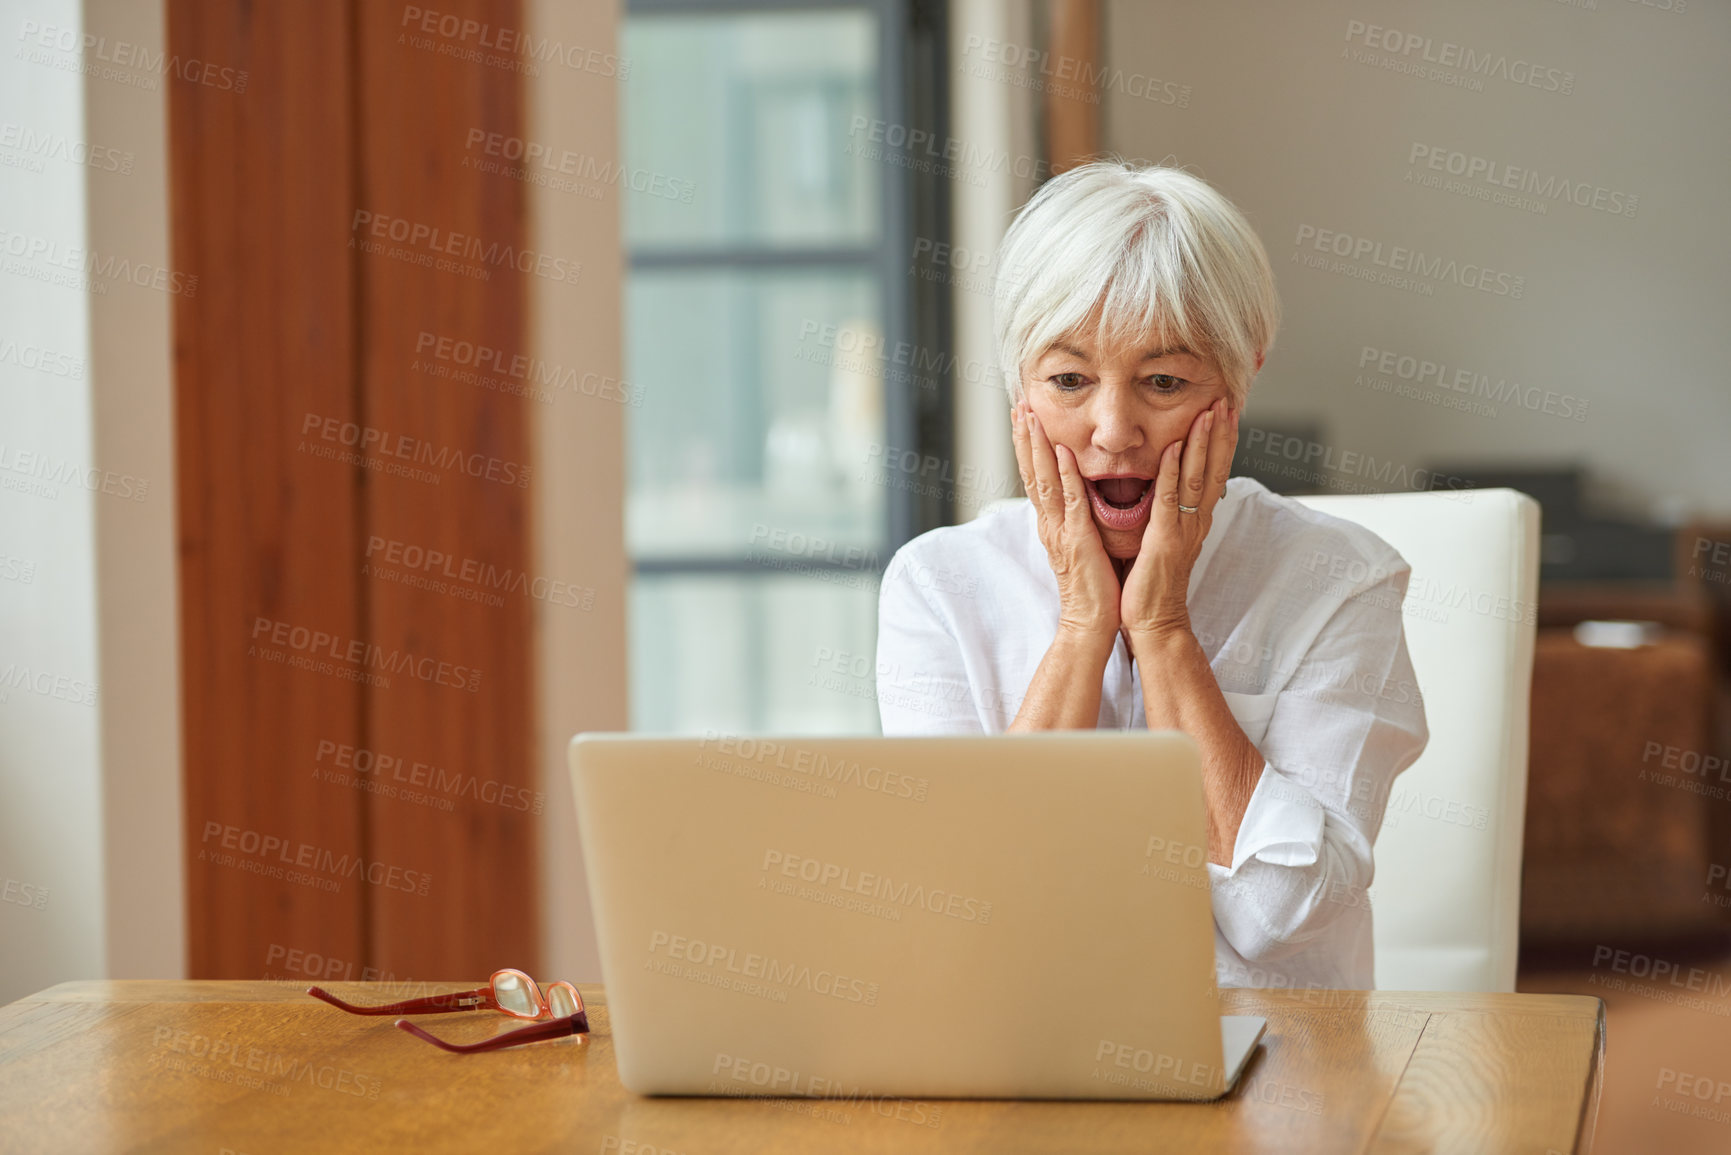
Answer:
[622,0,951,734]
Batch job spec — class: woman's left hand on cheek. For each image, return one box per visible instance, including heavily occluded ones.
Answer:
[1120,398,1239,641]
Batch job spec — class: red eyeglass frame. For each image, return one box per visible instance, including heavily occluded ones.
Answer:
[307,968,589,1054]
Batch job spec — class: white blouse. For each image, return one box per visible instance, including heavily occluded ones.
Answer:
[874,476,1430,991]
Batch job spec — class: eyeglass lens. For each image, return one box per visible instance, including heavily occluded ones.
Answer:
[493,971,541,1017]
[546,984,580,1019]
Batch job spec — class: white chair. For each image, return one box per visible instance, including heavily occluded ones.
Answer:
[1293,488,1540,992]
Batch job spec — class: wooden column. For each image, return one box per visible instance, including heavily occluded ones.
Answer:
[169,0,366,981]
[353,0,537,978]
[169,0,537,981]
[1045,0,1102,175]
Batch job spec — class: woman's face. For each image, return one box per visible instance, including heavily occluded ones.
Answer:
[1024,331,1239,560]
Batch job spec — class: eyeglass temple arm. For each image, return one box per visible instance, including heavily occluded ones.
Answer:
[306,985,491,1015]
[395,1011,590,1054]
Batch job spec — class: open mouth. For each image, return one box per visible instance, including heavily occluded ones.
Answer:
[1082,474,1156,532]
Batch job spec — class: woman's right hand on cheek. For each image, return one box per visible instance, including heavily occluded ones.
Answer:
[1012,401,1121,645]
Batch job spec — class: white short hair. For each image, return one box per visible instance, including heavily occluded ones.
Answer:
[993,161,1280,406]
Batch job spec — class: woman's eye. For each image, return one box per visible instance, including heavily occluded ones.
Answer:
[1146,374,1185,394]
[1048,372,1088,392]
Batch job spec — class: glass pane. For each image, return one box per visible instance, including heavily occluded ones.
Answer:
[621,9,879,249]
[631,574,882,735]
[625,268,885,563]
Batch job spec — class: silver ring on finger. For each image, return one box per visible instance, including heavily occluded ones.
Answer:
[1177,503,1199,514]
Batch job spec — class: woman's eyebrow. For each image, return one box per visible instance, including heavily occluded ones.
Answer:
[1043,343,1198,364]
[1140,345,1196,361]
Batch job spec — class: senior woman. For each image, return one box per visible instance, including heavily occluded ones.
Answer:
[874,161,1429,992]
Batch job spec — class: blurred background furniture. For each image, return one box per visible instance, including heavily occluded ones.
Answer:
[1464,472,1731,952]
[1521,628,1717,943]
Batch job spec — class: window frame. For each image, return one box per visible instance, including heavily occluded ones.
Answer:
[623,0,954,579]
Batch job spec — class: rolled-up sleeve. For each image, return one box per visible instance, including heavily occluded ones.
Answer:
[1224,767,1327,873]
[875,548,983,734]
[1208,563,1430,965]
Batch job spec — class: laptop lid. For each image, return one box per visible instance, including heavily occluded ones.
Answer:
[570,730,1255,1100]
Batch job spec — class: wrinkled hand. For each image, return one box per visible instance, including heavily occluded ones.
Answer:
[1012,401,1120,645]
[1121,398,1239,642]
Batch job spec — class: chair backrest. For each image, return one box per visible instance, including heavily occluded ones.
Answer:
[1292,488,1540,992]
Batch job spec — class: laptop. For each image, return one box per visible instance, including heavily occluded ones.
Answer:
[569,730,1266,1100]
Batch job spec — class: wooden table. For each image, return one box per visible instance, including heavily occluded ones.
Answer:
[0,982,1603,1154]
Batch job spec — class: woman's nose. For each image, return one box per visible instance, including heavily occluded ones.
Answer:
[1088,393,1143,456]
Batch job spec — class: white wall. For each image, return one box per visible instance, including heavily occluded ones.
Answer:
[531,0,627,983]
[0,0,181,1005]
[0,0,103,1006]
[949,0,1038,518]
[85,0,182,989]
[1101,0,1729,522]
